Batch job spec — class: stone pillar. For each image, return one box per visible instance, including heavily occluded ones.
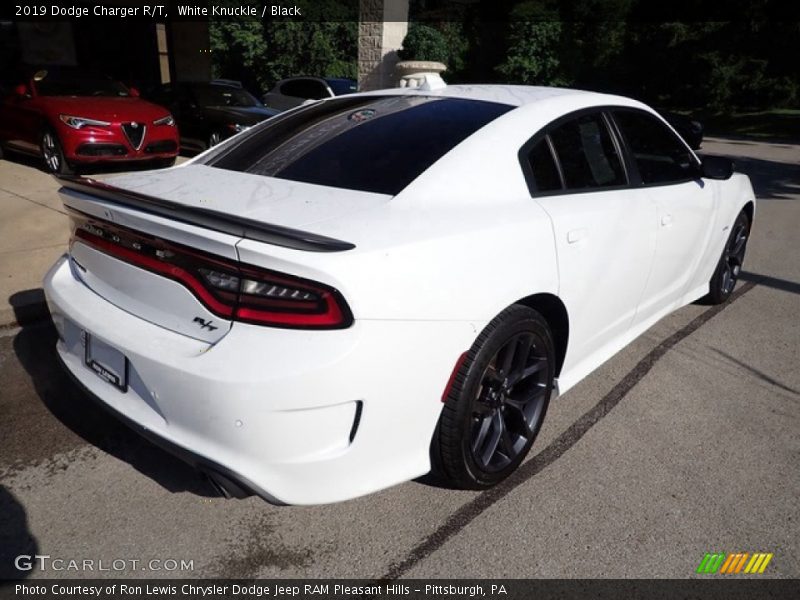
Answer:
[358,0,409,91]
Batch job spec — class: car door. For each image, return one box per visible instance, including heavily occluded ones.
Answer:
[527,110,658,375]
[1,81,41,153]
[611,109,716,321]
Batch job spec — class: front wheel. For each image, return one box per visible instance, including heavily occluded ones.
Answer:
[434,305,555,489]
[706,210,750,304]
[208,131,222,148]
[41,129,72,175]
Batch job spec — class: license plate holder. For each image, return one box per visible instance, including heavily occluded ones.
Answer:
[83,331,128,392]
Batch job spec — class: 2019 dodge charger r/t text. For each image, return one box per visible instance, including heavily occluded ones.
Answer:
[0,67,179,174]
[43,85,755,505]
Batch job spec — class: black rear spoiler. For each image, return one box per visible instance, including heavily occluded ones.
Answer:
[55,175,356,253]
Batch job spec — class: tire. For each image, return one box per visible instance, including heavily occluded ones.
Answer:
[208,131,222,148]
[41,128,72,175]
[434,305,555,489]
[706,210,750,304]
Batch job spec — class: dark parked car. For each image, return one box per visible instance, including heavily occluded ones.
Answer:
[0,67,178,174]
[262,77,357,111]
[147,81,279,153]
[660,111,704,150]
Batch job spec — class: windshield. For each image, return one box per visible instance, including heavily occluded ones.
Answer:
[192,85,261,108]
[210,95,513,195]
[326,79,357,96]
[35,70,130,97]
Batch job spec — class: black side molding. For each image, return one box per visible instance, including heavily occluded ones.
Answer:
[55,175,356,253]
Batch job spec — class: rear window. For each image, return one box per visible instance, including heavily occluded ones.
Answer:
[210,96,513,195]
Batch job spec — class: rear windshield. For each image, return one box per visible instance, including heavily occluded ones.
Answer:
[209,96,513,195]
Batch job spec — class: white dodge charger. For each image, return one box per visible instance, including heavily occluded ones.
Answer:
[43,85,755,505]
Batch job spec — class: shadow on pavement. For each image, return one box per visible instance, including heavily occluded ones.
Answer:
[711,347,800,398]
[739,271,800,296]
[698,152,800,200]
[0,486,38,580]
[9,293,217,499]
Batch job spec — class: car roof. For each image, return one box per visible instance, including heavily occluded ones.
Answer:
[356,84,636,109]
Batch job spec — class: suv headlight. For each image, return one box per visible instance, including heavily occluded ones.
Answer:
[153,114,175,126]
[59,115,111,129]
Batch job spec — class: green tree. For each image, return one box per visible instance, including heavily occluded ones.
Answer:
[496,21,565,85]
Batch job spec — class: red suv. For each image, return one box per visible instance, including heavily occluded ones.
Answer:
[0,67,179,174]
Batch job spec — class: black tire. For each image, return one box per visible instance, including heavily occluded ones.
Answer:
[208,131,222,148]
[706,210,750,304]
[434,305,555,489]
[41,128,72,175]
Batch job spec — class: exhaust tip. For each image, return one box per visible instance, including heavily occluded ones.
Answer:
[203,469,253,499]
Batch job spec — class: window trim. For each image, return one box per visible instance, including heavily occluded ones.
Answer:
[518,105,702,198]
[607,107,702,188]
[518,106,633,198]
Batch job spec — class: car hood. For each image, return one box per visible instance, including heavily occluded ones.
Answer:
[203,105,279,125]
[38,96,170,122]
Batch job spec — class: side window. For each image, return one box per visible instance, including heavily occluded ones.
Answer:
[613,110,698,184]
[280,79,328,100]
[548,113,626,190]
[527,138,562,192]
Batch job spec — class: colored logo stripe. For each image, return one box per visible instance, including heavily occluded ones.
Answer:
[696,553,726,574]
[696,552,773,574]
[744,553,774,574]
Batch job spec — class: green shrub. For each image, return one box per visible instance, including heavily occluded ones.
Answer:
[398,24,450,63]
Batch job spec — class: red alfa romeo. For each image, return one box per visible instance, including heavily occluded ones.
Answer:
[0,67,179,174]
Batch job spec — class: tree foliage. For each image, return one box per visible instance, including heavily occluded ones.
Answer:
[209,0,356,94]
[210,0,798,110]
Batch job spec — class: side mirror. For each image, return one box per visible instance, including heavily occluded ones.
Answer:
[128,86,140,97]
[701,155,734,180]
[13,84,29,98]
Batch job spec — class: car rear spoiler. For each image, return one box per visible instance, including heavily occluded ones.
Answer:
[55,175,356,253]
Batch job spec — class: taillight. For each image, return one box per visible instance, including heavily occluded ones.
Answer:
[69,211,352,329]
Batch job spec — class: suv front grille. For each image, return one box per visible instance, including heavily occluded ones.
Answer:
[122,122,146,150]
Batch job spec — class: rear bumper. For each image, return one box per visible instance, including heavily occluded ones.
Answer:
[44,255,482,505]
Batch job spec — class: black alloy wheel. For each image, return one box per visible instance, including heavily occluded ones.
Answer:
[41,128,72,175]
[707,210,750,304]
[208,131,222,148]
[435,305,555,489]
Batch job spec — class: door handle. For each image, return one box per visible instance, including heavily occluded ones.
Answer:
[661,214,674,227]
[567,228,586,244]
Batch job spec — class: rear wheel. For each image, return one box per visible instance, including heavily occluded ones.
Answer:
[706,210,750,304]
[434,305,555,489]
[41,128,72,175]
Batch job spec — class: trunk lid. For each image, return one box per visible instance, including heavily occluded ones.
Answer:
[58,167,386,342]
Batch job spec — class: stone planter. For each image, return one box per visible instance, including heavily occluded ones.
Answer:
[395,60,447,89]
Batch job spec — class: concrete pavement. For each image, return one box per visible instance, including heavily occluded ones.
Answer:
[0,156,188,327]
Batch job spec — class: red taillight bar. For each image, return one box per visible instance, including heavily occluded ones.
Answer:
[69,211,353,329]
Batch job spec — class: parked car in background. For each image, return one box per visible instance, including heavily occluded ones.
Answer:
[660,111,704,149]
[44,84,754,505]
[262,76,357,111]
[147,81,279,153]
[0,67,179,174]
